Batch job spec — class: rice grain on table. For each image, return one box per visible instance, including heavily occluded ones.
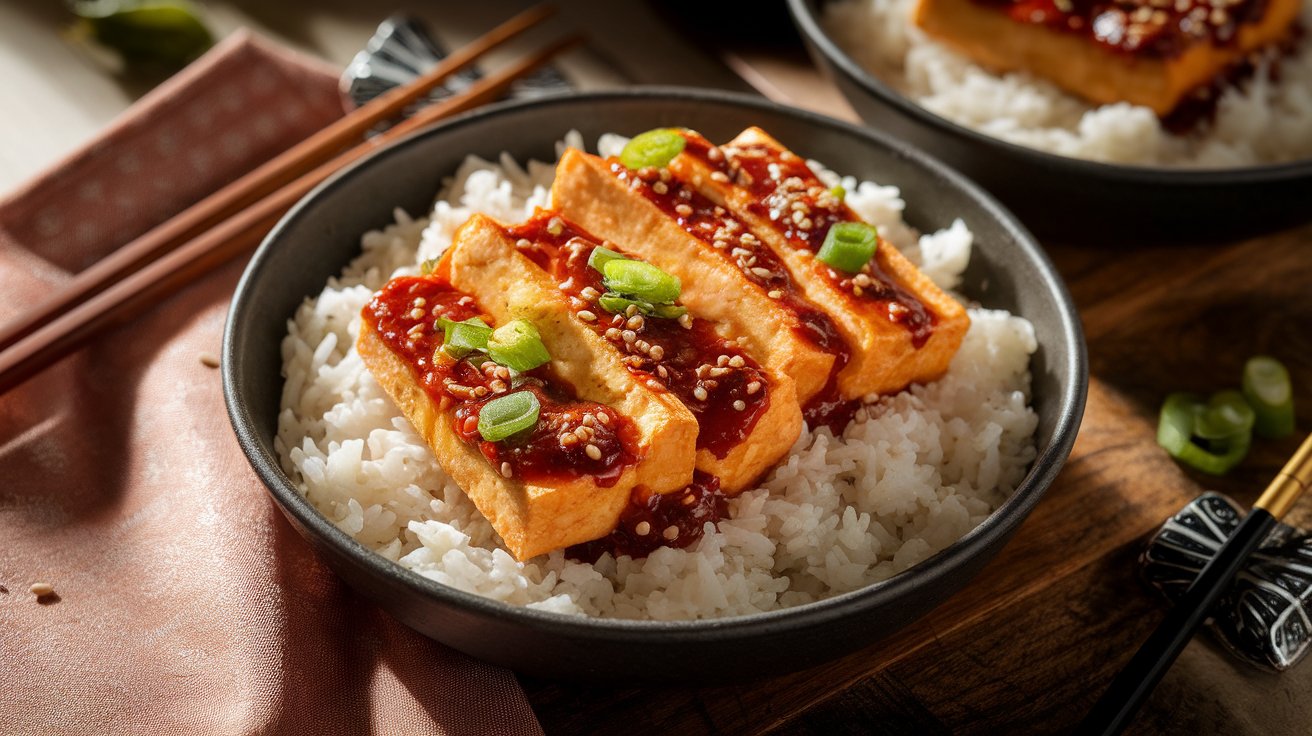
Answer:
[275,132,1039,620]
[822,0,1312,167]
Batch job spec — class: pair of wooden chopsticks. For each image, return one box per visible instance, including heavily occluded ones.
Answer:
[1079,433,1312,735]
[0,4,578,394]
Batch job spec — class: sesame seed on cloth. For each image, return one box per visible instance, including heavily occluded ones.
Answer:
[0,36,541,736]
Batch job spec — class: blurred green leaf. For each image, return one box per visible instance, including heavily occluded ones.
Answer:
[71,0,213,68]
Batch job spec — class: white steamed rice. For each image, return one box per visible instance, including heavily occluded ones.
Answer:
[822,0,1312,167]
[274,132,1040,620]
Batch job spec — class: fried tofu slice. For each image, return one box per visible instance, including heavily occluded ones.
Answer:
[913,0,1301,116]
[451,213,803,494]
[671,127,969,399]
[357,272,696,561]
[553,148,838,406]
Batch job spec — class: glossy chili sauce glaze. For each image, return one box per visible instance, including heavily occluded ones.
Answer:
[680,131,936,352]
[505,211,771,460]
[973,0,1278,58]
[363,273,637,486]
[566,471,728,562]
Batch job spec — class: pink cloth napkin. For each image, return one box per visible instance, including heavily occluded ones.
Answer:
[0,30,542,736]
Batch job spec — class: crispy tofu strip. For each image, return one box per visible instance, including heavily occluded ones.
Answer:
[448,213,802,493]
[357,272,695,561]
[552,148,839,406]
[670,127,970,402]
[913,0,1301,116]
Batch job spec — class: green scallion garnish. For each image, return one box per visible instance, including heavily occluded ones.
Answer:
[619,128,687,170]
[439,317,491,359]
[486,319,551,372]
[597,293,687,319]
[1193,390,1255,440]
[477,391,540,443]
[587,246,627,273]
[829,185,846,202]
[816,222,878,274]
[1243,356,1295,439]
[602,259,682,304]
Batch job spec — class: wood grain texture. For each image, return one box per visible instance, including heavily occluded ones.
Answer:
[524,222,1312,735]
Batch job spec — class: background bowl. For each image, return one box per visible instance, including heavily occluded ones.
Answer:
[223,88,1087,682]
[788,0,1312,241]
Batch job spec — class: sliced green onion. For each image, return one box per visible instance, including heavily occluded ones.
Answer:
[817,222,878,274]
[1243,356,1295,439]
[487,319,551,372]
[1175,431,1251,476]
[439,317,490,359]
[619,128,686,170]
[1194,390,1255,440]
[829,185,846,202]
[597,293,687,320]
[73,0,214,68]
[1157,392,1252,475]
[602,259,681,304]
[420,257,439,276]
[1157,392,1203,456]
[477,391,540,443]
[587,246,627,273]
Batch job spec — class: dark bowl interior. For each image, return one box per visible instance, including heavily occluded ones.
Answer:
[788,0,1312,242]
[223,88,1087,682]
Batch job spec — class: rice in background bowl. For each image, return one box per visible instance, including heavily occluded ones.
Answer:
[274,132,1040,620]
[821,0,1312,167]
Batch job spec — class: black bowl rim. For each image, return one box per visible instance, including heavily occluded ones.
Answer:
[787,0,1312,183]
[223,86,1088,642]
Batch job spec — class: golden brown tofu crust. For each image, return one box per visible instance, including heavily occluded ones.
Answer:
[672,127,970,399]
[914,0,1301,115]
[552,149,836,405]
[449,214,803,494]
[358,321,637,561]
[445,215,700,496]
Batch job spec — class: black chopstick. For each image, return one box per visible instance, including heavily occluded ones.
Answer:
[1078,433,1312,736]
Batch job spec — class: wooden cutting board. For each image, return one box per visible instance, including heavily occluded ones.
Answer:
[521,62,1312,733]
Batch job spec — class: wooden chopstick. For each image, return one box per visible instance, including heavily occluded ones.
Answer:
[1078,433,1312,735]
[0,35,581,395]
[0,3,556,354]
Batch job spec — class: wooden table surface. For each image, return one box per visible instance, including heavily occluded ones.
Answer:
[5,2,1309,734]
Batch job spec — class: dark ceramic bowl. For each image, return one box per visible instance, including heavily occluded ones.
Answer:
[223,88,1087,682]
[788,0,1312,241]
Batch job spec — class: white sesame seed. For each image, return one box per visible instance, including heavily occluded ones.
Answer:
[649,345,665,361]
[621,330,637,343]
[517,239,532,248]
[500,462,513,478]
[751,267,773,279]
[636,521,651,536]
[663,526,679,540]
[578,310,597,322]
[625,304,640,317]
[583,414,596,427]
[652,181,669,195]
[585,444,602,460]
[581,286,600,300]
[729,355,745,368]
[657,365,669,379]
[29,582,54,597]
[409,308,425,319]
[733,400,747,411]
[626,315,644,330]
[693,386,709,401]
[767,290,784,299]
[717,355,730,367]
[605,328,621,340]
[747,381,762,395]
[711,171,729,183]
[675,204,693,216]
[199,352,220,368]
[678,314,693,330]
[598,412,611,425]
[547,217,564,236]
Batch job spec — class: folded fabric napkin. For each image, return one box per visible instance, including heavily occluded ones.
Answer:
[0,30,542,736]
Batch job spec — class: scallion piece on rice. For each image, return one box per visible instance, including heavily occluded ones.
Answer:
[1242,356,1295,438]
[817,222,878,273]
[487,319,551,372]
[477,391,540,443]
[619,128,686,170]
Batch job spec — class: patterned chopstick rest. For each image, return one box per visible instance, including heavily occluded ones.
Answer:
[340,14,572,116]
[1140,492,1312,672]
